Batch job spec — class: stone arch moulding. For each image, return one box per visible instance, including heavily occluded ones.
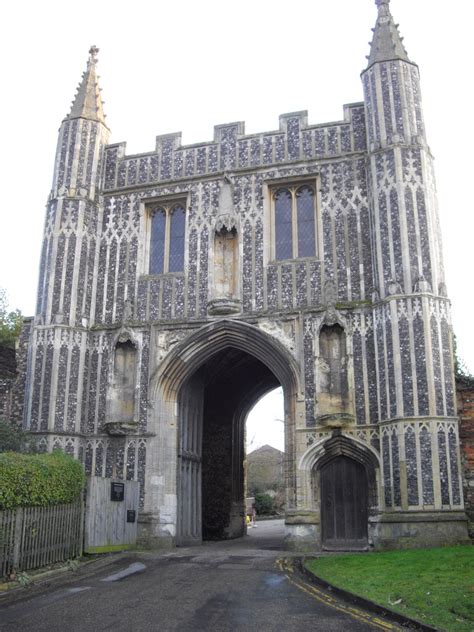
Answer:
[114,326,140,346]
[314,310,352,346]
[152,318,301,401]
[312,310,354,361]
[143,319,302,547]
[298,430,382,513]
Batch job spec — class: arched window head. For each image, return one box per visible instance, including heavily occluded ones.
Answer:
[148,200,186,274]
[273,183,317,260]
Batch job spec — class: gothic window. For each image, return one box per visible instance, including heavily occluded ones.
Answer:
[273,184,317,260]
[149,201,186,274]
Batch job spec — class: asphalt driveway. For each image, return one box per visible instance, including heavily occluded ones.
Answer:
[0,520,400,631]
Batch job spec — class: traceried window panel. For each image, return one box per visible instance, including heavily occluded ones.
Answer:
[297,186,316,257]
[149,207,166,274]
[149,201,186,274]
[275,189,293,260]
[273,183,317,260]
[168,205,186,272]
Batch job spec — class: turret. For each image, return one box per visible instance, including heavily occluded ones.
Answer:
[36,46,109,326]
[363,0,454,418]
[364,0,425,148]
[362,0,443,300]
[52,45,108,199]
[26,47,109,438]
[362,1,460,524]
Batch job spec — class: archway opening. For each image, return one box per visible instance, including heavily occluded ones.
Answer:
[246,387,285,517]
[177,346,281,545]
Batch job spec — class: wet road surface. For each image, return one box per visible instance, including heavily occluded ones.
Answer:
[0,520,401,632]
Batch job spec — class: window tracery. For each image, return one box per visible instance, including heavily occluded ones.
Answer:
[273,184,316,260]
[149,202,186,274]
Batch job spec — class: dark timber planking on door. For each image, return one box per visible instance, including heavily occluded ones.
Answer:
[321,456,368,550]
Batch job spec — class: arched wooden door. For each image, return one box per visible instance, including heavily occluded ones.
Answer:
[320,456,368,550]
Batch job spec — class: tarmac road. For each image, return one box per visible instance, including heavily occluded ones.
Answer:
[0,520,401,632]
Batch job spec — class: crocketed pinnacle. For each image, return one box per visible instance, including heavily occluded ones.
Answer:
[68,46,107,124]
[366,0,411,68]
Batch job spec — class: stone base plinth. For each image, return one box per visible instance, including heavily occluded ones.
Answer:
[137,512,176,549]
[370,511,470,550]
[284,510,320,551]
[224,501,246,539]
[283,510,469,552]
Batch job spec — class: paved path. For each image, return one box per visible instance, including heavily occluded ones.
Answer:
[0,520,400,631]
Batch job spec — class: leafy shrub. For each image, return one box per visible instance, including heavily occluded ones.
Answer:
[0,289,22,348]
[0,451,85,510]
[254,492,275,515]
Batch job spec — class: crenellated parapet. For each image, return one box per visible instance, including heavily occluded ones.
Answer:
[103,105,367,191]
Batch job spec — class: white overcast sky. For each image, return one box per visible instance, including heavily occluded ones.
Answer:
[0,0,472,451]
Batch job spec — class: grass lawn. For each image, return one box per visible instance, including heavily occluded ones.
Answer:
[305,546,474,632]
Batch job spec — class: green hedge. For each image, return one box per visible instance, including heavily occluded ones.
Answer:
[254,492,275,515]
[0,450,85,510]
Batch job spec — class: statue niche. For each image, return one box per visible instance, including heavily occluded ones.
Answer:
[208,176,241,315]
[317,324,352,425]
[106,338,138,435]
[215,224,237,299]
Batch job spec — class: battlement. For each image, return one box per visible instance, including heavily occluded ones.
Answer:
[103,104,366,191]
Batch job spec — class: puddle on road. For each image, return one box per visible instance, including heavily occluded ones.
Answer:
[100,562,146,582]
[264,573,286,587]
[66,587,91,594]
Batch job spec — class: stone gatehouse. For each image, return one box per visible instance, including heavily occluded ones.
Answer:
[19,0,469,550]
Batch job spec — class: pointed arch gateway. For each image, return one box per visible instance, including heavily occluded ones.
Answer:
[300,432,381,551]
[152,320,301,546]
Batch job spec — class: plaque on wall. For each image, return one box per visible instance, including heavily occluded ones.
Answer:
[111,482,125,501]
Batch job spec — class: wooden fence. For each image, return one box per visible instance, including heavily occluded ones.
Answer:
[0,500,83,578]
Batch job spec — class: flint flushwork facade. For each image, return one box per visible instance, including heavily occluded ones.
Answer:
[22,0,468,549]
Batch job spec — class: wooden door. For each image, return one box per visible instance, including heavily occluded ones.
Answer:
[320,456,368,550]
[177,376,204,546]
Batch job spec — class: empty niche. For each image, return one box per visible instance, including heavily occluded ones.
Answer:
[110,339,137,425]
[207,177,241,315]
[214,225,238,299]
[318,324,349,414]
